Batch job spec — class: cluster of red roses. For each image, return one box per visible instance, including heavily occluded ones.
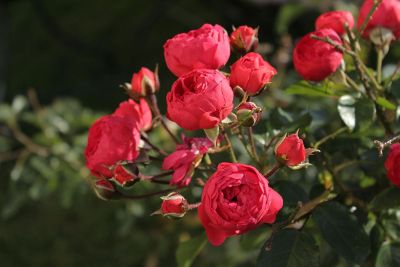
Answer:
[84,0,400,247]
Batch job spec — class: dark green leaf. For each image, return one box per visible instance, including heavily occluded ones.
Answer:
[369,187,400,212]
[313,202,370,264]
[376,242,400,267]
[274,181,308,206]
[257,229,319,267]
[269,108,312,132]
[337,95,375,132]
[176,233,207,267]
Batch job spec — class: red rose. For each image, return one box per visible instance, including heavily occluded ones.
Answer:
[230,25,259,53]
[113,99,152,131]
[293,29,343,81]
[275,133,306,166]
[162,136,213,187]
[84,115,140,178]
[198,162,283,246]
[166,69,234,130]
[315,10,354,35]
[385,143,400,187]
[163,24,230,77]
[159,193,188,218]
[131,67,158,96]
[230,52,277,95]
[358,0,400,40]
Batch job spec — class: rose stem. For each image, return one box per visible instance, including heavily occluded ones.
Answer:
[359,0,383,37]
[223,131,238,162]
[147,94,180,144]
[376,48,383,84]
[118,188,177,200]
[141,134,168,157]
[238,127,262,168]
[247,127,260,162]
[264,162,281,178]
[374,134,400,156]
[313,127,348,150]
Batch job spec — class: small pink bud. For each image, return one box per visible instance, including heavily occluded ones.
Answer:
[230,26,259,53]
[275,133,306,166]
[153,193,188,218]
[131,67,159,97]
[236,102,262,127]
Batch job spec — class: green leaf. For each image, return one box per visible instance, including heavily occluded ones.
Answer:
[376,97,397,110]
[376,242,400,267]
[204,126,219,145]
[285,80,337,97]
[337,95,375,132]
[313,202,370,264]
[176,233,207,267]
[257,229,319,267]
[369,187,400,212]
[269,108,312,132]
[274,181,308,206]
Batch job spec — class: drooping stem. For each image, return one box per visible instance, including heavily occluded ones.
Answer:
[187,202,201,210]
[146,94,179,144]
[313,127,348,149]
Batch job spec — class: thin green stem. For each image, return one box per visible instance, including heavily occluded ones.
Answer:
[238,127,261,167]
[377,48,383,84]
[224,132,238,162]
[359,0,382,37]
[247,127,259,162]
[313,127,348,149]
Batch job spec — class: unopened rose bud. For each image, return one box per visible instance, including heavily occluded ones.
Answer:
[236,102,262,127]
[230,25,259,53]
[275,133,306,167]
[369,27,395,56]
[153,193,188,218]
[112,164,139,186]
[94,179,118,200]
[131,67,159,98]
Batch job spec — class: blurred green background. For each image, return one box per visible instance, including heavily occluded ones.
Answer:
[0,0,394,266]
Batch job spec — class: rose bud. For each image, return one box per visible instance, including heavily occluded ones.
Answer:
[358,0,400,41]
[230,52,277,95]
[164,24,230,77]
[112,164,139,186]
[198,163,283,246]
[93,179,124,200]
[163,136,213,187]
[153,193,188,218]
[166,69,234,130]
[236,102,262,127]
[113,99,152,131]
[315,10,354,36]
[275,133,306,167]
[84,115,140,178]
[230,25,259,53]
[293,29,343,81]
[385,143,400,187]
[131,67,159,97]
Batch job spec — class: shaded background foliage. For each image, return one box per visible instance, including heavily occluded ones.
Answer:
[0,0,399,266]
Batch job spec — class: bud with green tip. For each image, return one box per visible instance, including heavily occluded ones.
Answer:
[236,102,262,127]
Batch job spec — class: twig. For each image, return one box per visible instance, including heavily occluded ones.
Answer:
[141,134,168,157]
[359,0,382,36]
[223,130,237,162]
[146,94,179,144]
[374,134,400,156]
[313,127,348,149]
[310,34,356,56]
[264,162,281,178]
[247,127,260,162]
